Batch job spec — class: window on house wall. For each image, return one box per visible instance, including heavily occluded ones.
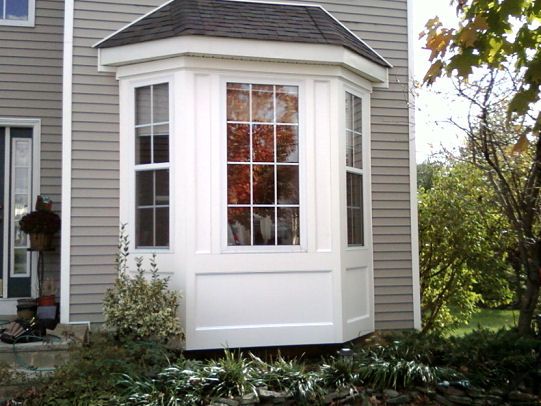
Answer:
[226,83,300,247]
[0,0,35,26]
[134,83,170,248]
[345,92,364,246]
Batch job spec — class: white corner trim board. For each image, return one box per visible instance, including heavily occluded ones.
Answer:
[60,0,74,325]
[407,0,421,330]
[97,36,389,86]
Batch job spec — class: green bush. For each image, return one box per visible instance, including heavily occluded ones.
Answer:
[103,226,183,342]
[17,333,174,405]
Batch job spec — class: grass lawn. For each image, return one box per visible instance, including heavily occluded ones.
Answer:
[450,308,519,336]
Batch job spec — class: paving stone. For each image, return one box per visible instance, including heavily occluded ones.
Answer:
[383,389,400,398]
[386,394,411,404]
[447,395,473,405]
[434,394,454,406]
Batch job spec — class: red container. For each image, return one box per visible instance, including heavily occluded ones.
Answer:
[37,295,56,306]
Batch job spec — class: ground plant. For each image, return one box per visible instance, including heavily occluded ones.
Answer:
[6,328,540,404]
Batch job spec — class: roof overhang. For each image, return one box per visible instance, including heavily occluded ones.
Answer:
[97,35,389,86]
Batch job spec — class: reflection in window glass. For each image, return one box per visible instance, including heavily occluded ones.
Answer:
[226,83,300,246]
[134,83,170,248]
[3,0,29,21]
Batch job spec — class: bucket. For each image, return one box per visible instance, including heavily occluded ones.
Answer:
[16,298,37,320]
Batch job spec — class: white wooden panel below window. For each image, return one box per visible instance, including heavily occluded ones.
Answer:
[190,270,335,349]
[342,266,372,340]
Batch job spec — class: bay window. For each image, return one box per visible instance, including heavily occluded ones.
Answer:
[134,83,170,248]
[345,92,364,246]
[226,83,300,247]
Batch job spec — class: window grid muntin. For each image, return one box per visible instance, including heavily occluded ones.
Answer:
[345,92,364,247]
[227,83,300,246]
[134,83,170,249]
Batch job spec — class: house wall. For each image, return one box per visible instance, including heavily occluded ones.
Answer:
[0,0,64,292]
[68,0,415,329]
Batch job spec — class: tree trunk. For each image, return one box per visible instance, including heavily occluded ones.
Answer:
[517,250,540,335]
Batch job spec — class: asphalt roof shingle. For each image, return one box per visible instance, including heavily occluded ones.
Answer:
[96,0,391,67]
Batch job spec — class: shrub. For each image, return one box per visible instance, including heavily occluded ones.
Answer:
[103,226,183,342]
[17,332,174,406]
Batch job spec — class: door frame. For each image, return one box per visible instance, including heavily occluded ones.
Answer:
[0,118,41,313]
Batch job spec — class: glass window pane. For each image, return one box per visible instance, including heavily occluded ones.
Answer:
[14,168,29,193]
[228,208,251,246]
[276,86,298,123]
[353,95,362,134]
[227,124,250,162]
[252,124,274,162]
[153,83,169,123]
[14,140,30,166]
[346,130,353,167]
[136,128,151,165]
[353,132,362,169]
[277,165,299,204]
[253,165,275,204]
[227,84,250,122]
[155,207,169,247]
[155,170,169,205]
[227,164,250,204]
[345,92,353,131]
[347,172,363,246]
[136,208,154,247]
[252,85,274,123]
[136,171,153,207]
[253,208,275,246]
[277,208,300,246]
[0,0,4,19]
[276,126,298,163]
[153,135,169,163]
[13,249,28,275]
[136,86,151,125]
[6,0,28,20]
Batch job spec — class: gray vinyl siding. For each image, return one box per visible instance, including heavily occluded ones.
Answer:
[0,1,64,289]
[69,0,415,329]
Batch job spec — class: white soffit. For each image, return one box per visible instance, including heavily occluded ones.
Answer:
[97,36,389,86]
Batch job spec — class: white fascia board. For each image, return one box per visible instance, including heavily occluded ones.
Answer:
[98,36,389,85]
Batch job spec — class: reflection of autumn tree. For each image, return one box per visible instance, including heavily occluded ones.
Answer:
[226,83,300,246]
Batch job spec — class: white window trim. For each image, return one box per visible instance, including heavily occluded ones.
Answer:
[220,75,308,254]
[0,0,35,27]
[0,118,41,299]
[123,75,175,254]
[343,85,371,252]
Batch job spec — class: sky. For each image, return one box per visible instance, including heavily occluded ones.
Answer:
[413,0,464,162]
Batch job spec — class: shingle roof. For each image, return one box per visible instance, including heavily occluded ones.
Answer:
[95,0,391,67]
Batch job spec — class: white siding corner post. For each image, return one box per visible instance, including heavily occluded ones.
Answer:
[60,0,74,324]
[407,0,421,330]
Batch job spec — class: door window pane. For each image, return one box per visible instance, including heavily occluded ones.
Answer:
[227,83,300,246]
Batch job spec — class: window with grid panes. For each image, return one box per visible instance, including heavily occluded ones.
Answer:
[226,83,300,246]
[134,83,170,248]
[345,92,364,246]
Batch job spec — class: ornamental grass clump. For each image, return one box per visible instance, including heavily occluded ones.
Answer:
[103,226,183,342]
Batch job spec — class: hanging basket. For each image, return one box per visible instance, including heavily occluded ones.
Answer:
[29,233,53,251]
